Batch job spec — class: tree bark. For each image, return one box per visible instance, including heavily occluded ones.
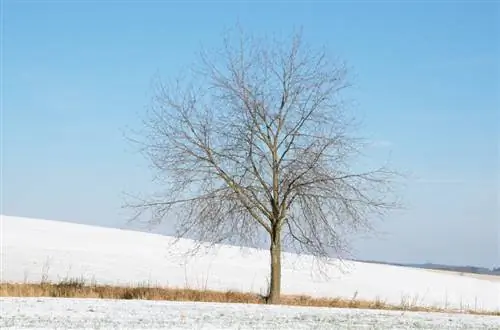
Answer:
[267,229,281,304]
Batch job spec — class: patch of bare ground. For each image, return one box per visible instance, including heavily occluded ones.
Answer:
[423,269,500,282]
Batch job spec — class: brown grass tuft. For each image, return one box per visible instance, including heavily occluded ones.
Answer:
[1,280,498,316]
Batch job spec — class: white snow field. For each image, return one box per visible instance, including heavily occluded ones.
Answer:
[2,297,500,330]
[1,215,499,329]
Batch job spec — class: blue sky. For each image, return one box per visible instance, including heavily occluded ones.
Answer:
[3,1,499,268]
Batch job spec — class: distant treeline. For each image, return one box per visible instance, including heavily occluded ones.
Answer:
[354,259,500,276]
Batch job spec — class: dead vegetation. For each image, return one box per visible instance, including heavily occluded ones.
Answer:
[1,279,498,316]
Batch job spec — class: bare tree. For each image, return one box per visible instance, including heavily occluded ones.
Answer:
[128,29,400,304]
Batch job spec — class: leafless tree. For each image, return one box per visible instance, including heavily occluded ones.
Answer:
[127,29,401,304]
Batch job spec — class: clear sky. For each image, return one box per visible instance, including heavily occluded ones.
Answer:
[3,1,499,268]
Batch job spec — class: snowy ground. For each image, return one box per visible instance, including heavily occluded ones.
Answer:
[1,297,499,329]
[2,215,500,315]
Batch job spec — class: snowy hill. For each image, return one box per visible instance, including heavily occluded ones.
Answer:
[2,215,499,312]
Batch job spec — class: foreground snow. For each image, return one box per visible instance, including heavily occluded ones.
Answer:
[1,297,499,330]
[2,215,500,312]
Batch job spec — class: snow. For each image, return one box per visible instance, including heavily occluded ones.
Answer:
[1,297,499,329]
[1,215,500,313]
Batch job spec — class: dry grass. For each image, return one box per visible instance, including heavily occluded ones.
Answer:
[1,279,499,316]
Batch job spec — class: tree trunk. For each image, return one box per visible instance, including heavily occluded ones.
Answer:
[267,229,281,304]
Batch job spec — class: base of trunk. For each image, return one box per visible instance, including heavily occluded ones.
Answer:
[266,292,281,304]
[267,237,282,304]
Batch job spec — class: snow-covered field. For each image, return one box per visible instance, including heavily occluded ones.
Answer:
[1,215,499,329]
[2,297,500,329]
